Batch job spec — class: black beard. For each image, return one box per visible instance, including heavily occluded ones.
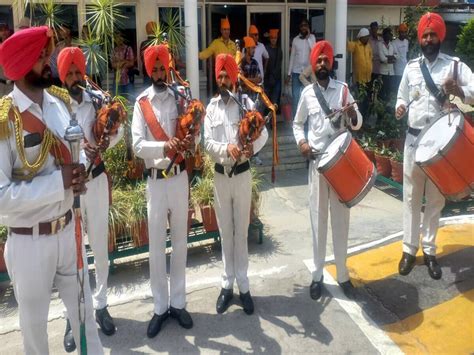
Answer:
[316,69,329,80]
[66,80,84,98]
[25,65,53,89]
[421,42,441,57]
[218,84,232,96]
[152,78,167,91]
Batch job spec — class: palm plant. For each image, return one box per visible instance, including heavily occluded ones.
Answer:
[0,225,7,244]
[14,0,64,36]
[147,9,185,58]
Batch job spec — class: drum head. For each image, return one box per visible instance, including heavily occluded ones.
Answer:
[318,131,350,169]
[415,110,463,164]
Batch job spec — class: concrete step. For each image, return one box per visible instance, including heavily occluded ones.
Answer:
[255,161,307,173]
[259,144,301,160]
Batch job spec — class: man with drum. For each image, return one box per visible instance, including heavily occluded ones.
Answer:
[395,13,474,280]
[293,41,362,301]
[204,53,268,315]
[57,47,123,351]
[132,44,197,338]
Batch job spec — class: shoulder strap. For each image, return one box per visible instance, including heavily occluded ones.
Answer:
[0,96,12,139]
[419,58,447,106]
[312,83,332,116]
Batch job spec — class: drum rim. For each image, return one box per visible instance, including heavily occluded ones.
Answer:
[414,109,464,166]
[344,163,377,208]
[317,129,351,173]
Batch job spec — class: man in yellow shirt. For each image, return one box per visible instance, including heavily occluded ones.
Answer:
[199,18,236,60]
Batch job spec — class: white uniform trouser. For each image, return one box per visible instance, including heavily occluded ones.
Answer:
[4,221,103,355]
[213,169,252,293]
[81,172,110,310]
[147,170,188,315]
[309,160,350,283]
[403,133,445,256]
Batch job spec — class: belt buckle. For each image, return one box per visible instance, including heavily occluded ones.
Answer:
[51,214,67,234]
[225,166,232,176]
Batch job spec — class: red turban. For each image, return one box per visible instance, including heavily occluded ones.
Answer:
[57,47,86,83]
[310,40,334,71]
[215,53,238,85]
[144,45,170,78]
[0,26,53,81]
[417,12,446,44]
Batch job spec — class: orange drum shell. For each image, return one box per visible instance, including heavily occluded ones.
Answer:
[419,117,474,200]
[320,137,376,207]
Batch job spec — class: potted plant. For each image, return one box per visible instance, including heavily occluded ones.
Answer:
[0,225,7,273]
[191,176,218,233]
[390,149,404,183]
[358,134,376,163]
[250,167,263,223]
[374,144,392,177]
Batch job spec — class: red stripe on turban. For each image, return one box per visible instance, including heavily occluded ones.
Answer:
[215,53,238,85]
[417,12,446,44]
[57,47,86,83]
[0,26,53,81]
[144,45,170,78]
[310,40,334,71]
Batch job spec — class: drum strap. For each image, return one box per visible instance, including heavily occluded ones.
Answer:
[312,83,332,117]
[419,58,447,106]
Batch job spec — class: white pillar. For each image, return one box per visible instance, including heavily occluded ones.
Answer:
[184,0,200,99]
[334,0,348,81]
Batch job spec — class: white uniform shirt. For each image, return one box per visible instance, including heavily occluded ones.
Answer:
[396,52,474,130]
[288,34,316,75]
[132,85,199,169]
[204,94,268,166]
[393,38,409,76]
[0,85,73,227]
[293,79,362,151]
[378,41,398,75]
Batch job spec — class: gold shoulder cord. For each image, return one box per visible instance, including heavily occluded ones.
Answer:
[47,85,73,113]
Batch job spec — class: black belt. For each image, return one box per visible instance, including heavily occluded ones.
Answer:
[215,161,250,177]
[146,161,186,179]
[10,210,73,236]
[91,161,106,179]
[408,127,422,136]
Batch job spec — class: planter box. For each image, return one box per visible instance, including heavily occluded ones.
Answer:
[375,153,392,177]
[390,159,403,183]
[200,205,218,233]
[0,243,6,273]
[134,220,149,247]
[363,149,376,163]
[390,139,404,152]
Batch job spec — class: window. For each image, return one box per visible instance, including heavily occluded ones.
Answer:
[25,4,78,36]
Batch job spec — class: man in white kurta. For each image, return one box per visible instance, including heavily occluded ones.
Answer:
[395,13,474,280]
[0,26,102,355]
[293,41,362,301]
[392,23,409,89]
[132,44,197,338]
[204,53,268,315]
[57,47,123,351]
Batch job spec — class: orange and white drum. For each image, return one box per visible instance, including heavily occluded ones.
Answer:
[318,131,377,207]
[415,109,474,201]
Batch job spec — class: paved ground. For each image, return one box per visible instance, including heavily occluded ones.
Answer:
[0,168,472,354]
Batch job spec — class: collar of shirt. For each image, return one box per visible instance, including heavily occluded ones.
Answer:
[12,84,58,116]
[422,52,450,70]
[146,85,174,103]
[70,90,93,108]
[316,77,337,93]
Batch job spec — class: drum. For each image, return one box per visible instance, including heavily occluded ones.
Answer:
[318,130,377,207]
[414,109,474,201]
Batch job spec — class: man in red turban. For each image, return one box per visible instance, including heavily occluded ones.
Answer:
[293,39,362,302]
[395,12,474,280]
[58,46,121,351]
[0,27,102,354]
[203,51,268,316]
[132,43,198,338]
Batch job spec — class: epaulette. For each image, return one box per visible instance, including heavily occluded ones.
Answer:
[408,57,420,65]
[0,96,12,140]
[46,85,72,113]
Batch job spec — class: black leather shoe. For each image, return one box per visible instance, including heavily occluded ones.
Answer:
[147,311,169,338]
[310,277,323,300]
[216,288,233,314]
[239,291,254,315]
[63,318,76,353]
[339,280,356,299]
[170,307,193,329]
[424,253,442,280]
[398,252,416,276]
[96,306,116,336]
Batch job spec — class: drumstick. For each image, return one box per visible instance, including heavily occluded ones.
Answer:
[401,90,421,118]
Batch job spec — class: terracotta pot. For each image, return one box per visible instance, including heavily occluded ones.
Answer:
[281,103,292,123]
[188,208,195,234]
[200,205,218,233]
[390,159,403,183]
[0,243,6,273]
[375,153,392,177]
[135,220,149,247]
[377,139,392,149]
[363,149,376,163]
[390,139,404,152]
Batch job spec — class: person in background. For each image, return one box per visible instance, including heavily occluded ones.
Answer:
[265,29,283,109]
[0,23,13,96]
[369,21,381,81]
[111,33,135,100]
[393,23,409,90]
[240,36,262,89]
[378,27,398,101]
[140,21,157,87]
[199,17,236,60]
[50,24,73,87]
[286,18,316,119]
[17,17,30,30]
[246,25,269,85]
